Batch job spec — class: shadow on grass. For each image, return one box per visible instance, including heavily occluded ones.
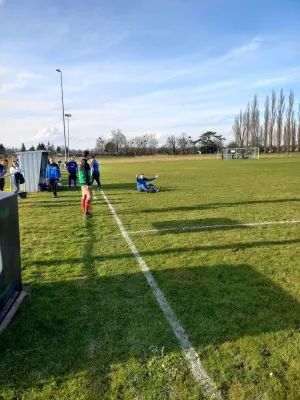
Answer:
[0,279,179,398]
[24,199,81,204]
[151,264,300,347]
[0,262,299,397]
[102,182,136,190]
[25,238,300,266]
[131,198,300,214]
[102,183,173,192]
[152,218,243,233]
[0,219,180,399]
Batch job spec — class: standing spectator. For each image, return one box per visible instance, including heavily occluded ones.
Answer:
[90,155,101,190]
[10,161,24,194]
[46,157,61,198]
[0,159,8,191]
[79,150,93,217]
[67,156,78,189]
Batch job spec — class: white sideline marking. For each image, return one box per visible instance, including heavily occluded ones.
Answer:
[101,190,222,400]
[128,219,300,235]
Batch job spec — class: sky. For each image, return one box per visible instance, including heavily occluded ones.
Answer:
[0,0,300,149]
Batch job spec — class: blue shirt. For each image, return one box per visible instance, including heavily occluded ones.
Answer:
[92,159,99,173]
[136,177,156,190]
[0,165,7,176]
[46,163,61,180]
[67,161,78,174]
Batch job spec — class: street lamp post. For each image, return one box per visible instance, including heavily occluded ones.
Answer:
[56,69,67,162]
[65,114,72,158]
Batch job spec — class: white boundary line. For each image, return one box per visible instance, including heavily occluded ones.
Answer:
[101,190,222,400]
[128,219,300,235]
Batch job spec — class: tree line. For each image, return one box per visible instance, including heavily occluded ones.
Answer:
[233,89,300,153]
[0,131,227,158]
[4,87,299,158]
[94,130,225,156]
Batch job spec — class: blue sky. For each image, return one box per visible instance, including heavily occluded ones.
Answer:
[0,0,300,149]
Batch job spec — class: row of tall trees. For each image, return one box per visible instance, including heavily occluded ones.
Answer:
[233,89,300,152]
[95,130,160,155]
[1,131,226,158]
[93,130,226,156]
[15,142,68,154]
[95,129,158,155]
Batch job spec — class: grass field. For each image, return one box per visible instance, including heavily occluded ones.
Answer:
[0,158,300,400]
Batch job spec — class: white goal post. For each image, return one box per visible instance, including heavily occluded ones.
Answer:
[221,147,260,160]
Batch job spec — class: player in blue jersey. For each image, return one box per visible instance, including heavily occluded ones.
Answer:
[90,156,101,190]
[0,159,8,191]
[136,174,159,193]
[67,156,78,189]
[46,157,61,198]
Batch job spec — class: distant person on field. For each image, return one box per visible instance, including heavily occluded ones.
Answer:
[79,150,93,217]
[10,161,24,194]
[136,174,159,193]
[90,155,101,190]
[46,157,61,198]
[0,159,8,191]
[67,156,78,189]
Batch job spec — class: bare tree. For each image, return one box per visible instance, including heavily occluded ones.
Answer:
[269,90,277,152]
[111,129,126,154]
[147,133,159,154]
[276,89,285,153]
[166,135,177,155]
[132,135,146,155]
[95,136,106,154]
[250,95,260,147]
[232,110,245,147]
[291,117,296,152]
[263,96,270,153]
[176,133,188,154]
[243,103,251,148]
[285,90,294,152]
[298,104,300,152]
[260,125,264,150]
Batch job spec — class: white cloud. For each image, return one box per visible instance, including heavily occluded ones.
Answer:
[0,71,43,94]
[33,126,63,141]
[251,68,300,88]
[226,37,262,58]
[1,34,300,148]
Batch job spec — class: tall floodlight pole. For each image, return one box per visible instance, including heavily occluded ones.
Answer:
[65,114,72,158]
[56,69,67,162]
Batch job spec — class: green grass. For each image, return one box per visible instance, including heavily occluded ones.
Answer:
[0,158,300,399]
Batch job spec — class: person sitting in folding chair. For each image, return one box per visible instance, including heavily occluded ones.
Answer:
[136,174,159,193]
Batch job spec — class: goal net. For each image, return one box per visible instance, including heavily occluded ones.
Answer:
[221,147,259,160]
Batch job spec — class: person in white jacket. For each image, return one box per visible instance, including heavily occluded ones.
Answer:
[10,161,23,194]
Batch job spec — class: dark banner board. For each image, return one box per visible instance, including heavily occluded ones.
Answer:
[0,192,22,323]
